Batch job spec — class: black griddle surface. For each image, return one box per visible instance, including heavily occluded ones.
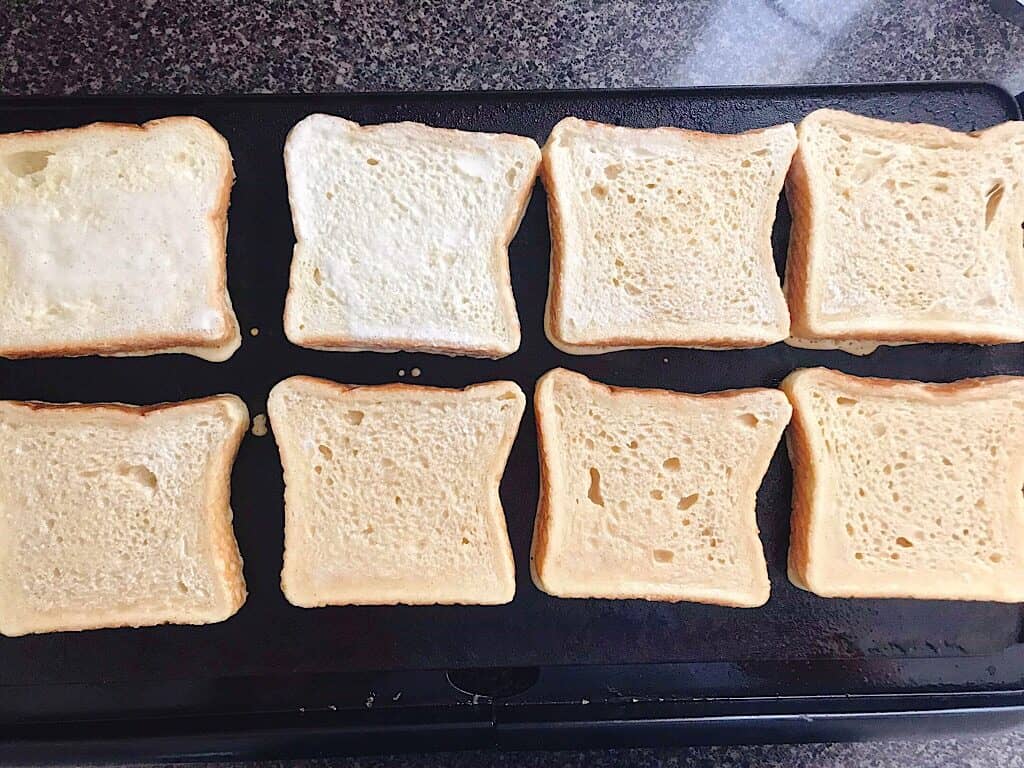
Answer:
[0,83,1022,725]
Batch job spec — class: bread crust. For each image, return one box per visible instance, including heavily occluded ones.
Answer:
[4,392,241,417]
[786,109,1024,344]
[531,367,786,606]
[0,394,248,635]
[779,377,816,591]
[784,366,1024,401]
[198,395,249,618]
[0,116,241,361]
[542,117,794,353]
[268,375,522,606]
[529,371,560,595]
[281,116,540,358]
[782,367,1024,600]
[781,125,815,340]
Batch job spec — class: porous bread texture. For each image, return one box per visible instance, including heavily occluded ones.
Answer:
[0,117,240,361]
[268,376,524,606]
[783,367,1024,601]
[0,395,248,636]
[786,109,1024,344]
[283,115,541,358]
[543,117,795,352]
[531,368,791,607]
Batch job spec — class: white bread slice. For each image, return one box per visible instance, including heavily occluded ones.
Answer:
[0,117,240,361]
[786,109,1024,345]
[268,375,524,606]
[0,395,248,636]
[283,115,540,358]
[782,367,1024,602]
[542,117,795,353]
[531,368,791,606]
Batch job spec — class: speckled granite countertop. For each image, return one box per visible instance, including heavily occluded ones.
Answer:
[3,1,1024,767]
[3,0,1024,94]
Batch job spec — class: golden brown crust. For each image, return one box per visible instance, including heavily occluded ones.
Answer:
[0,116,240,361]
[801,108,1024,148]
[268,378,316,606]
[529,371,558,593]
[779,383,815,590]
[479,385,522,604]
[281,115,538,359]
[537,366,785,406]
[198,116,240,355]
[487,130,537,357]
[289,337,516,358]
[199,395,249,616]
[783,366,1024,401]
[543,118,793,353]
[270,374,523,401]
[280,120,315,355]
[3,393,242,417]
[791,327,1024,346]
[782,128,815,339]
[540,133,570,353]
[793,323,1024,347]
[786,110,1024,344]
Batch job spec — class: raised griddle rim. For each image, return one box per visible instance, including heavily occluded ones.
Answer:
[1,692,1022,762]
[0,79,1017,112]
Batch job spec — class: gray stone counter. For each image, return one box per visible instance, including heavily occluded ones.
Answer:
[3,0,1024,95]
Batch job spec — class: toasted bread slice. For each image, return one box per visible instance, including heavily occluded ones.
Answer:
[0,117,240,361]
[531,368,790,606]
[542,117,795,353]
[283,115,540,358]
[0,395,248,636]
[785,109,1024,345]
[782,367,1024,601]
[268,375,524,606]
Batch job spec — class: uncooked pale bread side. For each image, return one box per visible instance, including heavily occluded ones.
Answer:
[531,368,790,606]
[268,375,524,606]
[0,117,241,361]
[283,115,540,358]
[543,117,795,353]
[783,367,1024,601]
[0,395,248,636]
[785,109,1024,344]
